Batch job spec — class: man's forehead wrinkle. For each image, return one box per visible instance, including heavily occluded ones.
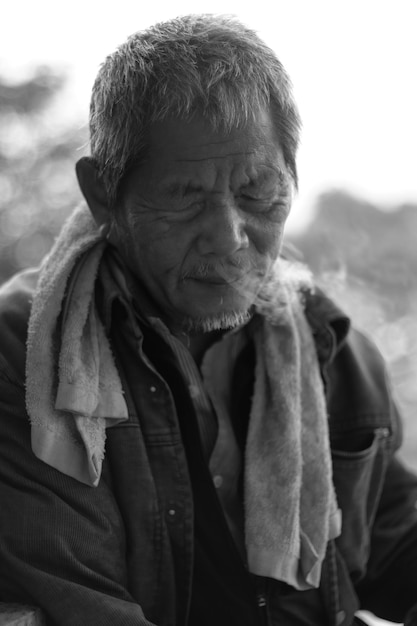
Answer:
[160,160,288,188]
[192,138,248,147]
[174,151,257,163]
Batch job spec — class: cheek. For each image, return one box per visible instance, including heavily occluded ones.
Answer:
[125,220,191,279]
[250,221,285,261]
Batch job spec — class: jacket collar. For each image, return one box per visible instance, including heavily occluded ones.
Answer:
[303,287,351,366]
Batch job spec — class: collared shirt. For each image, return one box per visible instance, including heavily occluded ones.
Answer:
[148,316,249,559]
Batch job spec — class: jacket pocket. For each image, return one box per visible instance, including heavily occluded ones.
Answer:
[331,427,390,583]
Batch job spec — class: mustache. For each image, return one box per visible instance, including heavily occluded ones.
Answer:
[181,257,252,281]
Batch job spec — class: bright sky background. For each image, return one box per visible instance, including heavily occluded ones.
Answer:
[1,0,417,232]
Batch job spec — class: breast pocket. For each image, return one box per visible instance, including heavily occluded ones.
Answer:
[331,427,391,583]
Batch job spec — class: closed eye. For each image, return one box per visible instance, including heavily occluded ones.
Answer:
[238,192,288,208]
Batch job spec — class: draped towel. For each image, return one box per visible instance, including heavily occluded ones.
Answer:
[26,204,128,487]
[245,272,341,589]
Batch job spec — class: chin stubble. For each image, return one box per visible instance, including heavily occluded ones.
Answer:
[181,310,253,333]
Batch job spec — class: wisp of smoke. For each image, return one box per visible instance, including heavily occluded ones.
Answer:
[253,257,314,324]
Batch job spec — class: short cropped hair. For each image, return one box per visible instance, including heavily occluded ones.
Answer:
[90,14,302,205]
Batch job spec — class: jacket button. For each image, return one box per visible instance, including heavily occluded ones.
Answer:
[213,475,223,488]
[336,609,346,625]
[168,509,176,517]
[150,386,156,393]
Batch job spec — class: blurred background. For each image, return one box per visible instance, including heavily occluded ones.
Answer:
[1,1,416,623]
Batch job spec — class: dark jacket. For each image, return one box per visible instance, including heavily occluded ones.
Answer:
[0,267,416,626]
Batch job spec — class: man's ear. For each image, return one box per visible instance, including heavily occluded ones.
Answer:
[75,157,111,228]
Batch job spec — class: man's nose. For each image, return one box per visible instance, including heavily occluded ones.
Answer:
[196,199,249,257]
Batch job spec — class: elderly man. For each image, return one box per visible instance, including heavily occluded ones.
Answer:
[0,14,416,626]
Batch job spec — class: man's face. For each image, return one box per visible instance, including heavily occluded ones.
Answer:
[114,107,293,333]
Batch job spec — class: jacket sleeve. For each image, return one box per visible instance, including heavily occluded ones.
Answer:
[0,367,157,626]
[356,401,417,625]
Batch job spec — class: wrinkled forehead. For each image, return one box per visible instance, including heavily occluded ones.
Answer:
[148,107,279,158]
[145,107,286,183]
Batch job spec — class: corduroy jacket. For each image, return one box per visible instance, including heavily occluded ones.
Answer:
[0,267,417,626]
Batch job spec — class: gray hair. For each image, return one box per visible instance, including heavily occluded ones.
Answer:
[90,14,302,205]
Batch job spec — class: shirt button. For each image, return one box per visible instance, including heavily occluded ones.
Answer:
[188,384,200,399]
[213,475,223,489]
[150,386,156,393]
[168,509,176,517]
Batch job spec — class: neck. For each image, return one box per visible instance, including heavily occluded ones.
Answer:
[174,330,224,366]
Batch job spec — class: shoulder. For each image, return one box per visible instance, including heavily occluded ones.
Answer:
[0,268,40,383]
[304,288,395,437]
